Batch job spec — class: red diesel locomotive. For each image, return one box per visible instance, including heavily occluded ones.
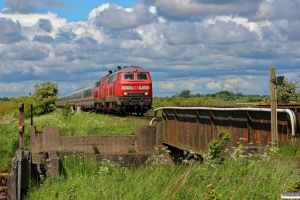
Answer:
[56,66,153,115]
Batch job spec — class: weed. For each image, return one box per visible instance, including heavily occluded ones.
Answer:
[208,129,231,160]
[0,111,18,124]
[61,102,72,120]
[205,183,220,200]
[145,147,170,168]
[93,146,100,154]
[181,150,201,165]
[127,147,136,153]
[283,181,300,192]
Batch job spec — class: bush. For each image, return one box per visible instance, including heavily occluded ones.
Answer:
[32,81,58,116]
[61,102,72,120]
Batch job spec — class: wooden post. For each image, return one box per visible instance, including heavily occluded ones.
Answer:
[30,104,33,126]
[270,67,278,144]
[18,103,24,150]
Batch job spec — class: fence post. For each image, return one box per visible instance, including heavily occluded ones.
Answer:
[18,103,24,150]
[270,67,278,144]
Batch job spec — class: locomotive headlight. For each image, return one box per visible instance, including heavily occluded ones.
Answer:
[124,92,128,96]
[144,92,148,96]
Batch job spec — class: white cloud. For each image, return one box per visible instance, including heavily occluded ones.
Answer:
[206,82,222,90]
[0,0,300,98]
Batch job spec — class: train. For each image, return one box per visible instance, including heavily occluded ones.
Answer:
[56,66,153,115]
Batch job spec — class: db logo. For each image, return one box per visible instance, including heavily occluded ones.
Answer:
[132,86,139,90]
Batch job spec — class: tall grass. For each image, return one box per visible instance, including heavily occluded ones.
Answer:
[0,97,34,122]
[0,110,149,172]
[0,123,19,172]
[278,140,300,156]
[32,110,149,136]
[25,152,300,200]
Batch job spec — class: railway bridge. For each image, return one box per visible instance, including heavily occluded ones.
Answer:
[151,104,300,154]
[3,104,300,199]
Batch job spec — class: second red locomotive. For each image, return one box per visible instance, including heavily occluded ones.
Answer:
[56,66,153,115]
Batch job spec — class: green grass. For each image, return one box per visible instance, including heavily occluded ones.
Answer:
[0,110,149,172]
[278,140,300,156]
[1,109,300,199]
[0,123,19,172]
[25,152,300,200]
[33,110,150,136]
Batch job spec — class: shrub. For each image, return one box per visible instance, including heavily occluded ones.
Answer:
[208,129,231,160]
[61,102,72,120]
[32,81,58,116]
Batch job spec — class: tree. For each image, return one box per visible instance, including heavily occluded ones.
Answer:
[177,90,191,98]
[33,81,58,115]
[0,97,10,102]
[277,79,300,104]
[215,90,233,100]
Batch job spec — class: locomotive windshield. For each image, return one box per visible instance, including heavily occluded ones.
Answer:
[137,73,148,80]
[123,73,134,80]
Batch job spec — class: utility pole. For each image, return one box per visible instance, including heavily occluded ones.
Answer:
[270,67,277,144]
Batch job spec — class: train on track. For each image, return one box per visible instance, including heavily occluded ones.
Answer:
[56,66,152,115]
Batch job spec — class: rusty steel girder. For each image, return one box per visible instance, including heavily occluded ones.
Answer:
[159,106,299,154]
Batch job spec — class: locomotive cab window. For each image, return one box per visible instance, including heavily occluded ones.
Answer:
[137,73,148,80]
[123,73,134,80]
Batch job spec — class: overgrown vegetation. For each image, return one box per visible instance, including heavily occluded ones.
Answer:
[277,78,300,104]
[25,138,300,200]
[172,89,270,103]
[1,82,300,198]
[32,81,58,116]
[61,102,72,120]
[0,81,58,124]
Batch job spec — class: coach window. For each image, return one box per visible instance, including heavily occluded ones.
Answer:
[137,73,148,80]
[123,73,134,80]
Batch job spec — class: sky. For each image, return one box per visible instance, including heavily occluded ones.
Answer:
[0,0,299,98]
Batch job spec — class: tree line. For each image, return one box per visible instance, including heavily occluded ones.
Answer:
[173,78,300,103]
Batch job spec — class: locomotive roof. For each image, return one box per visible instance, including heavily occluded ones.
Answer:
[109,66,148,75]
[96,66,149,82]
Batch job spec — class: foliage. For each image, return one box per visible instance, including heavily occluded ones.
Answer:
[0,97,10,102]
[0,123,21,172]
[61,102,72,120]
[278,140,300,156]
[0,96,34,122]
[247,95,262,102]
[145,147,170,168]
[150,96,222,116]
[176,90,191,98]
[208,129,231,160]
[163,89,269,105]
[283,181,300,192]
[0,111,149,172]
[205,184,220,200]
[1,111,300,199]
[215,90,234,101]
[32,81,58,116]
[31,110,149,136]
[277,79,300,104]
[25,149,300,200]
[127,147,136,153]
